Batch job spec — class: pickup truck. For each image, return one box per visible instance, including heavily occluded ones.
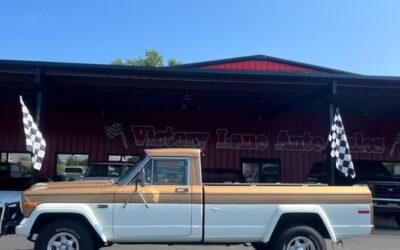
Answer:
[1,148,373,250]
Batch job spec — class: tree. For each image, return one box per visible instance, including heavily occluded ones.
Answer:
[111,50,181,67]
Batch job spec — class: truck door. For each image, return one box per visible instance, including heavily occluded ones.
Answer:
[113,157,192,242]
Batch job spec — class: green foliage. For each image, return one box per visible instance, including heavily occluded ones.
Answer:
[111,50,181,67]
[167,58,182,66]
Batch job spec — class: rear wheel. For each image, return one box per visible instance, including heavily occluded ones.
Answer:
[34,219,95,250]
[273,225,326,250]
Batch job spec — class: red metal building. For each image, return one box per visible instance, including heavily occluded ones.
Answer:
[1,55,400,183]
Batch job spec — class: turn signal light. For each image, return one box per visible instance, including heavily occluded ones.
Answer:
[24,201,38,209]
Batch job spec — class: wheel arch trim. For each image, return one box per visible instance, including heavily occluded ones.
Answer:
[262,205,337,243]
[16,203,108,243]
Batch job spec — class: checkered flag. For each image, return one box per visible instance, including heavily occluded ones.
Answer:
[105,122,128,150]
[20,96,46,171]
[7,153,13,163]
[328,108,355,178]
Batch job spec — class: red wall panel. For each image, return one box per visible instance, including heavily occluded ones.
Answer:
[203,60,315,73]
[1,101,400,183]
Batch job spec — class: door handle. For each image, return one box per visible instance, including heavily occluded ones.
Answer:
[175,187,189,193]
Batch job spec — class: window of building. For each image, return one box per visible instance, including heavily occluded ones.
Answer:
[85,163,132,178]
[56,154,89,181]
[135,158,189,185]
[108,154,140,163]
[241,158,281,183]
[0,152,32,176]
[382,162,400,176]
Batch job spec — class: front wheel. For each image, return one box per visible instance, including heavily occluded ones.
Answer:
[274,225,326,250]
[34,219,95,250]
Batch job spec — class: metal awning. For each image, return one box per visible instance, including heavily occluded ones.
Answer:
[1,59,400,115]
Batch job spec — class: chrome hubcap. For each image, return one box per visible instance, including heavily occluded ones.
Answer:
[47,232,79,250]
[286,236,316,250]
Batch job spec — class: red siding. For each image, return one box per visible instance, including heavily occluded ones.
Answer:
[1,102,399,182]
[202,60,315,73]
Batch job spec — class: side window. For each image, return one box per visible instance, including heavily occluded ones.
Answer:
[152,159,189,185]
[132,158,189,185]
[56,154,89,181]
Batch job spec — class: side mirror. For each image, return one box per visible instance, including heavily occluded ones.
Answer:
[136,169,145,188]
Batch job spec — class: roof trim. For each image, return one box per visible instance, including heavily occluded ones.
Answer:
[0,59,399,85]
[145,148,201,158]
[171,54,356,75]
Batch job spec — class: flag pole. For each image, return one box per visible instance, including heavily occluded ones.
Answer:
[328,108,337,185]
[327,81,337,185]
[31,69,46,185]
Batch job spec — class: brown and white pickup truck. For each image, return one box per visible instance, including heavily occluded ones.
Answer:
[1,148,373,250]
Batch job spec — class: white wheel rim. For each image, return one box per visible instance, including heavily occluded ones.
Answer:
[47,232,79,250]
[286,236,316,250]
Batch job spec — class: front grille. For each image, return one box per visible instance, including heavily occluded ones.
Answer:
[373,184,400,199]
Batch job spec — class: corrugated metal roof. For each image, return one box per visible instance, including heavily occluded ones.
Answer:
[172,55,356,75]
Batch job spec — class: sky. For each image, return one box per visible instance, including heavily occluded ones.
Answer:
[1,0,399,76]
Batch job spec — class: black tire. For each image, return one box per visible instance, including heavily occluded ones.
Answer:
[34,219,95,250]
[273,225,326,250]
[252,242,271,250]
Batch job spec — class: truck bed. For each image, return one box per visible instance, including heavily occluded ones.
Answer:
[202,184,372,242]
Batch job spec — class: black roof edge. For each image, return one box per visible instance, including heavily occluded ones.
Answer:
[170,54,357,75]
[0,58,399,85]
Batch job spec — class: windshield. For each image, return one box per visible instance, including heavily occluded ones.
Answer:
[115,156,146,184]
[85,164,131,178]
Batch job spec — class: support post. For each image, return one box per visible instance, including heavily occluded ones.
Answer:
[327,81,337,185]
[31,69,46,185]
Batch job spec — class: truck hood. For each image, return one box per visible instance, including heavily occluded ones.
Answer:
[22,180,116,205]
[26,180,110,192]
[0,191,22,207]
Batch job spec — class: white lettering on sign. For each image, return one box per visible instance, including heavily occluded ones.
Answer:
[389,133,400,157]
[215,129,268,150]
[104,123,387,154]
[274,130,385,153]
[347,133,385,154]
[274,130,325,152]
[131,125,210,151]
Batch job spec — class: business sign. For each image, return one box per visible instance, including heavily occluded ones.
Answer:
[104,123,390,155]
